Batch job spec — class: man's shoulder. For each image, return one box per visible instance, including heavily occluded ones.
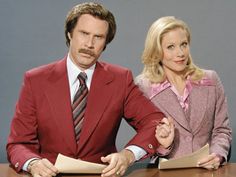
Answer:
[98,61,130,73]
[25,58,65,77]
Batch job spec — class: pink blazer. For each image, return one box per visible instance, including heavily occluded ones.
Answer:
[136,70,232,161]
[7,57,164,172]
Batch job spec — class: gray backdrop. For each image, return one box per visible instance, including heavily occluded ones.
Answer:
[0,0,235,163]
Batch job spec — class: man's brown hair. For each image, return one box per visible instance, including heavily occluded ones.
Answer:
[65,2,116,49]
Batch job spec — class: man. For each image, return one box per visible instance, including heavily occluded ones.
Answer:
[7,2,174,177]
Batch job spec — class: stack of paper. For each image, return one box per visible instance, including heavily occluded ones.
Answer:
[159,144,209,169]
[55,154,107,174]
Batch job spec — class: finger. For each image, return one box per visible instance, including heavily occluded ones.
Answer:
[32,159,56,177]
[102,167,118,177]
[198,154,216,166]
[204,164,215,170]
[40,159,58,176]
[156,125,171,138]
[158,124,171,134]
[101,155,111,164]
[199,153,220,170]
[198,156,220,171]
[156,123,171,133]
[157,128,169,138]
[104,156,124,177]
[30,160,46,176]
[160,117,170,126]
[167,117,174,124]
[118,164,128,176]
[39,170,52,177]
[33,174,41,177]
[113,165,122,177]
[213,164,219,170]
[41,158,58,174]
[168,117,175,130]
[202,162,219,170]
[120,169,126,176]
[102,155,118,175]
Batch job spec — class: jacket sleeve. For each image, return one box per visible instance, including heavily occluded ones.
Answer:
[6,72,42,172]
[210,71,232,162]
[122,70,164,159]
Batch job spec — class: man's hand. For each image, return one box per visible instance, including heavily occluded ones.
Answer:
[197,153,222,170]
[101,149,135,177]
[155,117,175,148]
[28,158,59,177]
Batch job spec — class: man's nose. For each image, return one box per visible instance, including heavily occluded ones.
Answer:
[85,36,95,48]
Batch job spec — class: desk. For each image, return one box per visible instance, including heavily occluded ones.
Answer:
[1,163,236,177]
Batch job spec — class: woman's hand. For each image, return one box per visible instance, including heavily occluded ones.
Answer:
[197,153,222,170]
[155,117,175,148]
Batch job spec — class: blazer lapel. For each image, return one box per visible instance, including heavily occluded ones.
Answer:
[77,62,114,153]
[44,58,77,153]
[189,86,208,134]
[152,89,191,132]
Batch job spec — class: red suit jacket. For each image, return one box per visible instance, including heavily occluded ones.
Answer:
[7,57,164,172]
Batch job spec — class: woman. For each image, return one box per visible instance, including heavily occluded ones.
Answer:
[135,16,232,170]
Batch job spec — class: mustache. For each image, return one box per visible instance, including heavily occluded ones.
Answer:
[78,48,96,57]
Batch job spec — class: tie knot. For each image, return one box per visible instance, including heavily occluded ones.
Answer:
[78,72,87,85]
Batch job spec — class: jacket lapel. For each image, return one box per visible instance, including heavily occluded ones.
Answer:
[44,58,77,154]
[77,62,114,153]
[152,88,191,132]
[189,86,208,134]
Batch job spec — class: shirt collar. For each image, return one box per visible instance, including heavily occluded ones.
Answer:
[66,54,95,89]
[150,80,171,99]
[150,78,192,99]
[150,73,214,100]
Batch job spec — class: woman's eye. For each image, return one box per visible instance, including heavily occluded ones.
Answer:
[181,42,188,47]
[167,45,174,49]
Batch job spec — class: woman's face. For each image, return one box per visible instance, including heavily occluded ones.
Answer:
[161,28,190,75]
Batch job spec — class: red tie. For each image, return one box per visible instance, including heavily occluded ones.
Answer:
[72,72,88,142]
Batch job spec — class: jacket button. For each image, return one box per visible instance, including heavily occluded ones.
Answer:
[148,144,153,149]
[15,162,19,168]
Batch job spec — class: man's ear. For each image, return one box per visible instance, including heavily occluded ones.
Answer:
[67,32,71,40]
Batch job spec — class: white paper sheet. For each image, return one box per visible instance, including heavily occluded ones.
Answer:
[54,154,107,174]
[158,144,209,169]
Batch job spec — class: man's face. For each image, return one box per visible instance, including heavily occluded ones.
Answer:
[68,14,108,70]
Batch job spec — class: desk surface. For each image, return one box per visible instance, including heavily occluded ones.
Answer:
[1,163,236,177]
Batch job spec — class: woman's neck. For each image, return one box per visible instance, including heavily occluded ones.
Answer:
[165,69,186,96]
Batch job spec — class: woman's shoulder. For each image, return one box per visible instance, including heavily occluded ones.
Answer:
[135,74,153,96]
[135,74,169,99]
[192,69,219,86]
[203,69,220,83]
[135,74,151,87]
[203,69,218,79]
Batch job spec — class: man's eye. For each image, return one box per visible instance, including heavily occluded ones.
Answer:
[95,35,103,39]
[80,31,88,35]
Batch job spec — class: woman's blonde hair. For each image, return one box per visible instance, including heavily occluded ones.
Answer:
[140,16,204,83]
